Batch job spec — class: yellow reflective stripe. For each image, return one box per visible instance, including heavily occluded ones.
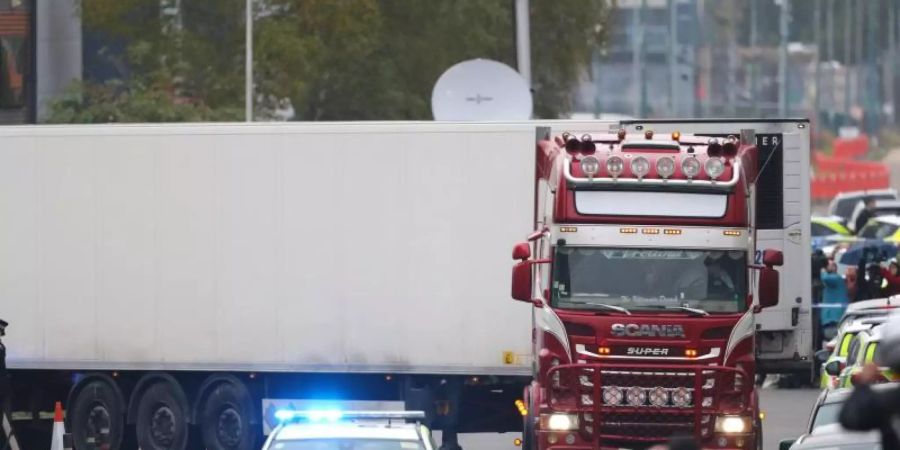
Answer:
[865,343,877,363]
[840,333,855,356]
[825,221,851,235]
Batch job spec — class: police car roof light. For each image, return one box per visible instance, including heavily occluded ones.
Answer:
[275,410,427,423]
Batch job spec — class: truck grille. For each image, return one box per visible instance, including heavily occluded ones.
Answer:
[547,363,747,443]
[595,412,695,441]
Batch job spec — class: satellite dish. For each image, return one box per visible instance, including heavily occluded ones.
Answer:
[431,59,532,121]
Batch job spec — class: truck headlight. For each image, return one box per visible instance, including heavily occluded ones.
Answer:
[715,415,751,434]
[541,413,579,431]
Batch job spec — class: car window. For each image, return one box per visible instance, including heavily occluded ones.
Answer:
[876,207,900,216]
[835,198,862,219]
[866,342,879,364]
[846,336,862,366]
[811,402,842,430]
[859,222,899,239]
[839,332,858,357]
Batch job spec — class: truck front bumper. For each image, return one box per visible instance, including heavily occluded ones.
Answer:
[535,362,757,450]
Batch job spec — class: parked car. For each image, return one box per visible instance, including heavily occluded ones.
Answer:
[781,423,882,449]
[857,215,900,243]
[828,189,898,224]
[819,317,888,389]
[837,325,899,388]
[849,200,900,233]
[812,215,855,251]
[779,384,897,449]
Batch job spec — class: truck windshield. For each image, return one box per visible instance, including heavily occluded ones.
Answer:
[551,247,748,314]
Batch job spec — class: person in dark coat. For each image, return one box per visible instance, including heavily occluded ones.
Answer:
[855,198,877,234]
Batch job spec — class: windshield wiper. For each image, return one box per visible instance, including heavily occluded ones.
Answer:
[575,301,632,315]
[641,305,710,316]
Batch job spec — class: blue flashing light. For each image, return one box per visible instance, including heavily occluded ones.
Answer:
[275,410,297,421]
[275,409,344,423]
[308,410,344,422]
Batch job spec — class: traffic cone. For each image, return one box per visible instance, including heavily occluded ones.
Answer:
[50,401,69,450]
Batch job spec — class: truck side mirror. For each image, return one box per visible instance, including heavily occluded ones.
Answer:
[512,242,531,260]
[763,249,784,267]
[511,261,533,302]
[759,267,779,308]
[824,360,842,376]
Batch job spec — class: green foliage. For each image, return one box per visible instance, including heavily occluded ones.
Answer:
[48,0,611,122]
[45,81,242,123]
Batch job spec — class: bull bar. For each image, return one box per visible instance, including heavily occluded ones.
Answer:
[543,362,753,444]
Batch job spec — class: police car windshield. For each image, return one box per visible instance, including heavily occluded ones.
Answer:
[271,439,425,450]
[551,247,748,314]
[812,402,842,430]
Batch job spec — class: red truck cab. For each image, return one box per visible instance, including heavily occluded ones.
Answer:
[511,129,782,450]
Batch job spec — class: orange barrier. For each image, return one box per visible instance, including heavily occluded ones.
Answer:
[811,170,891,199]
[811,151,890,200]
[814,153,885,171]
[832,135,869,159]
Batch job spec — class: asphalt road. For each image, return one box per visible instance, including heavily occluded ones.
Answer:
[435,387,822,450]
[759,388,821,449]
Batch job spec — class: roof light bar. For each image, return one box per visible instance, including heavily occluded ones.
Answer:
[275,410,427,423]
[564,156,740,189]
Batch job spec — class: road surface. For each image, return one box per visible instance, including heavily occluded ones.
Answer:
[437,387,820,450]
[759,388,821,449]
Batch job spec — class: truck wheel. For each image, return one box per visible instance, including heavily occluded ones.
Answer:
[69,379,125,450]
[199,380,257,450]
[755,416,763,450]
[521,413,534,450]
[135,382,190,450]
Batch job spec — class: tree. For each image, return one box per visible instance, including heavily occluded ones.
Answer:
[48,0,611,122]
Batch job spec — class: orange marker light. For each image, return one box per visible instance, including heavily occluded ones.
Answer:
[671,131,681,141]
[620,228,638,234]
[685,349,698,357]
[515,399,528,416]
[723,230,742,236]
[598,346,612,355]
[663,229,682,235]
[514,438,523,447]
[642,228,660,235]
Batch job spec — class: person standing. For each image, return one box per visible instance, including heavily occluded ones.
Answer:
[820,261,849,339]
[881,260,900,297]
[855,198,877,234]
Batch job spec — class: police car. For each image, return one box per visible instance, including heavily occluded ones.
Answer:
[262,410,436,450]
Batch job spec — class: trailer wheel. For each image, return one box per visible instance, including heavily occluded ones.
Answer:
[135,382,190,450]
[69,379,125,450]
[199,380,257,450]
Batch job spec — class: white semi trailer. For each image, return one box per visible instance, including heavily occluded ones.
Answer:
[0,122,537,450]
